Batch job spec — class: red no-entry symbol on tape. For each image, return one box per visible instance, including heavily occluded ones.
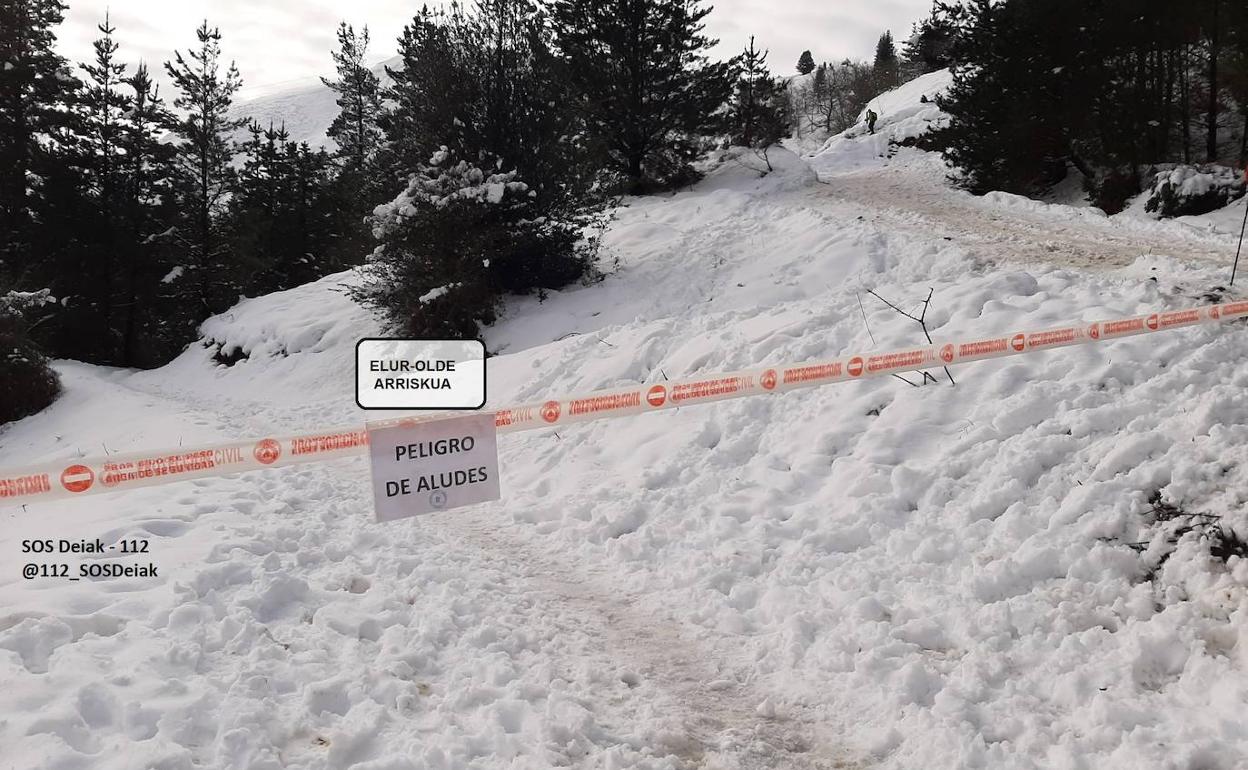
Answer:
[60,464,94,493]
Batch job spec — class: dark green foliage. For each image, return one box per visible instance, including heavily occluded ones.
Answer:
[796,50,816,75]
[551,0,734,192]
[322,23,384,175]
[164,21,246,314]
[902,11,957,76]
[115,65,194,367]
[227,123,346,295]
[0,0,76,278]
[1,6,405,377]
[931,0,1067,195]
[359,157,573,339]
[873,30,900,91]
[361,0,609,340]
[2,10,190,369]
[46,17,187,365]
[933,0,1248,208]
[1144,166,1247,218]
[0,290,60,424]
[321,22,386,262]
[728,37,790,157]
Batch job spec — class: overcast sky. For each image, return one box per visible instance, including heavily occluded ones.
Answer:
[56,0,933,97]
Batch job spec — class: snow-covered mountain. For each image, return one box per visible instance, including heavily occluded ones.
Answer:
[231,56,399,148]
[5,72,1248,769]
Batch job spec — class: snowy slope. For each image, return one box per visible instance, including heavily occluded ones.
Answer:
[5,79,1248,770]
[231,56,398,148]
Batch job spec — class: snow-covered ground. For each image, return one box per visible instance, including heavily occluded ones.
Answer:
[5,74,1248,770]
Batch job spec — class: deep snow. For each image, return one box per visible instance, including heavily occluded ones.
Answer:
[4,75,1248,770]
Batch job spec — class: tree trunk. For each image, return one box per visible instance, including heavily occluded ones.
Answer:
[1182,44,1192,164]
[627,150,644,191]
[1241,109,1248,166]
[1207,0,1220,162]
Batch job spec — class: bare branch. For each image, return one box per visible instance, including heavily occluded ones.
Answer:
[866,287,956,386]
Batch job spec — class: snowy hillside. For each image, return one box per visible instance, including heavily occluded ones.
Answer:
[5,76,1248,769]
[231,56,398,148]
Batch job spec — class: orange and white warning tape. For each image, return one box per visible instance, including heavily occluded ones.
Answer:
[2,301,1245,505]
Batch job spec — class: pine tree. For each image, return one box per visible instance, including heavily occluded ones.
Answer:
[228,122,341,294]
[797,49,815,75]
[932,0,1065,195]
[0,1,68,403]
[902,11,957,76]
[930,0,1244,210]
[116,64,184,366]
[378,7,474,184]
[322,23,384,174]
[729,36,789,164]
[361,0,609,336]
[362,0,609,339]
[40,18,187,366]
[551,0,734,192]
[873,30,900,92]
[69,14,128,359]
[0,0,77,279]
[164,20,246,315]
[321,21,386,265]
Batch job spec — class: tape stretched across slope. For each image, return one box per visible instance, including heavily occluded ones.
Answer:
[2,301,1246,505]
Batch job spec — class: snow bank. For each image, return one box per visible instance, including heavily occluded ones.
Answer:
[807,69,951,173]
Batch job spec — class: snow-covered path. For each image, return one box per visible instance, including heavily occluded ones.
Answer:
[115,369,867,769]
[798,67,1244,275]
[812,159,1239,272]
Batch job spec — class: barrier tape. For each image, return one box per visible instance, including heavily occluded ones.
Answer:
[3,300,1246,505]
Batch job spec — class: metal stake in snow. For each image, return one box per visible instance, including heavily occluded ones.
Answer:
[1233,168,1248,286]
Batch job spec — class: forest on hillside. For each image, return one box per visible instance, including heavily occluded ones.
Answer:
[2,0,1247,425]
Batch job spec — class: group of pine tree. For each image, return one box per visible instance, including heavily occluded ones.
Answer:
[3,0,1247,423]
[0,0,809,421]
[932,0,1248,211]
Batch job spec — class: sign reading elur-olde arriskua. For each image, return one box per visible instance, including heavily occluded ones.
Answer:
[356,338,486,410]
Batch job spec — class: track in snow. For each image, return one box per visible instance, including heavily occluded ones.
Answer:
[452,511,864,770]
[814,163,1236,273]
[106,374,868,770]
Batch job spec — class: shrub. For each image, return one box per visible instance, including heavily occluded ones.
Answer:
[1145,165,1247,219]
[0,290,61,424]
[355,150,597,340]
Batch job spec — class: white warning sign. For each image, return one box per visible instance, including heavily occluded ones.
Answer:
[356,338,486,410]
[367,412,501,522]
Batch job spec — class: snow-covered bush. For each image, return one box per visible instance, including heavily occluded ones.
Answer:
[0,290,61,424]
[1145,165,1247,218]
[355,149,593,340]
[360,2,608,341]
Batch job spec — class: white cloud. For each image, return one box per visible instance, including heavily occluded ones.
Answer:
[55,0,933,96]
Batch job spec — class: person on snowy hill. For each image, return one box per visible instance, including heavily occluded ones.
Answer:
[865,108,878,134]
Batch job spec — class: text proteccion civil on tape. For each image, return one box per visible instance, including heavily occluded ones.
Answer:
[3,301,1246,505]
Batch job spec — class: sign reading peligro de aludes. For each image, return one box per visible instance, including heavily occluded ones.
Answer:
[367,412,501,522]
